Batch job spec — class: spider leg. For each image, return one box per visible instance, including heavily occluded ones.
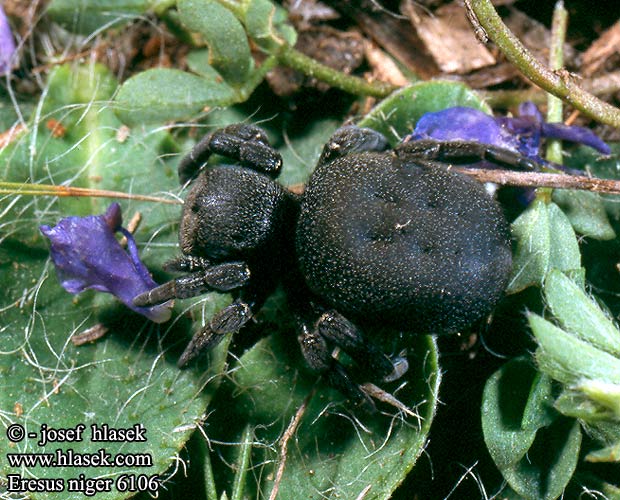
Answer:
[298,323,374,407]
[396,139,540,171]
[177,289,265,367]
[316,311,408,381]
[133,261,251,306]
[297,309,409,407]
[319,125,390,165]
[162,255,212,273]
[178,124,282,184]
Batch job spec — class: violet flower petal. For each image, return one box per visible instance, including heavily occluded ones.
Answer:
[410,103,610,164]
[40,203,172,323]
[412,107,509,147]
[411,107,524,169]
[495,114,542,159]
[541,122,611,155]
[517,101,543,121]
[0,6,16,76]
[515,101,611,154]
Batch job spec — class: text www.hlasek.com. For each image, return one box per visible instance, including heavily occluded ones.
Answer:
[5,422,160,496]
[7,448,153,468]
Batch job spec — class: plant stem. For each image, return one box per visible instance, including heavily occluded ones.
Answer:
[0,182,182,204]
[236,55,279,101]
[480,71,620,108]
[231,425,254,500]
[199,436,219,500]
[545,1,567,164]
[536,0,568,203]
[277,44,398,98]
[466,0,620,127]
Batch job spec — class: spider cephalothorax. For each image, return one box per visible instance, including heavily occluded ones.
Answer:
[134,122,520,405]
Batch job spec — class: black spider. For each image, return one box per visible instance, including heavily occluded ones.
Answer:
[134,123,526,406]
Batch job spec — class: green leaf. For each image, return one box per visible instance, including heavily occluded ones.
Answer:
[46,0,164,34]
[114,68,236,124]
[544,269,620,357]
[522,373,557,431]
[502,419,582,500]
[178,0,253,85]
[482,358,541,469]
[0,63,227,499]
[358,81,491,145]
[186,49,225,79]
[584,419,620,463]
[555,382,620,422]
[563,143,620,221]
[554,388,610,422]
[584,419,620,454]
[529,314,620,386]
[507,201,581,293]
[244,0,297,51]
[535,270,620,452]
[214,332,440,500]
[482,359,582,500]
[495,485,532,500]
[552,189,615,240]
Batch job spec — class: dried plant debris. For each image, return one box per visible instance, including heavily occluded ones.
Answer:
[364,40,408,87]
[324,0,584,90]
[460,6,580,89]
[96,20,190,79]
[323,0,440,78]
[504,7,578,67]
[402,1,495,74]
[267,26,365,96]
[3,0,41,39]
[285,0,340,28]
[582,20,620,77]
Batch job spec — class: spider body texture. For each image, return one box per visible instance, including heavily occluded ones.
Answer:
[134,123,519,405]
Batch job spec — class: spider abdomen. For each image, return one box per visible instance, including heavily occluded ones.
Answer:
[296,152,512,333]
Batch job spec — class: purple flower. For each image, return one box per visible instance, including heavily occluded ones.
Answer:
[0,6,16,76]
[40,203,172,323]
[410,102,610,167]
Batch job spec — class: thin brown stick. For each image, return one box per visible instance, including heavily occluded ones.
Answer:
[564,109,581,126]
[118,211,142,247]
[0,183,182,205]
[71,324,109,346]
[290,169,620,196]
[268,387,316,500]
[453,168,620,194]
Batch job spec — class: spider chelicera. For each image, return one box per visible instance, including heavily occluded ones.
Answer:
[134,123,526,406]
